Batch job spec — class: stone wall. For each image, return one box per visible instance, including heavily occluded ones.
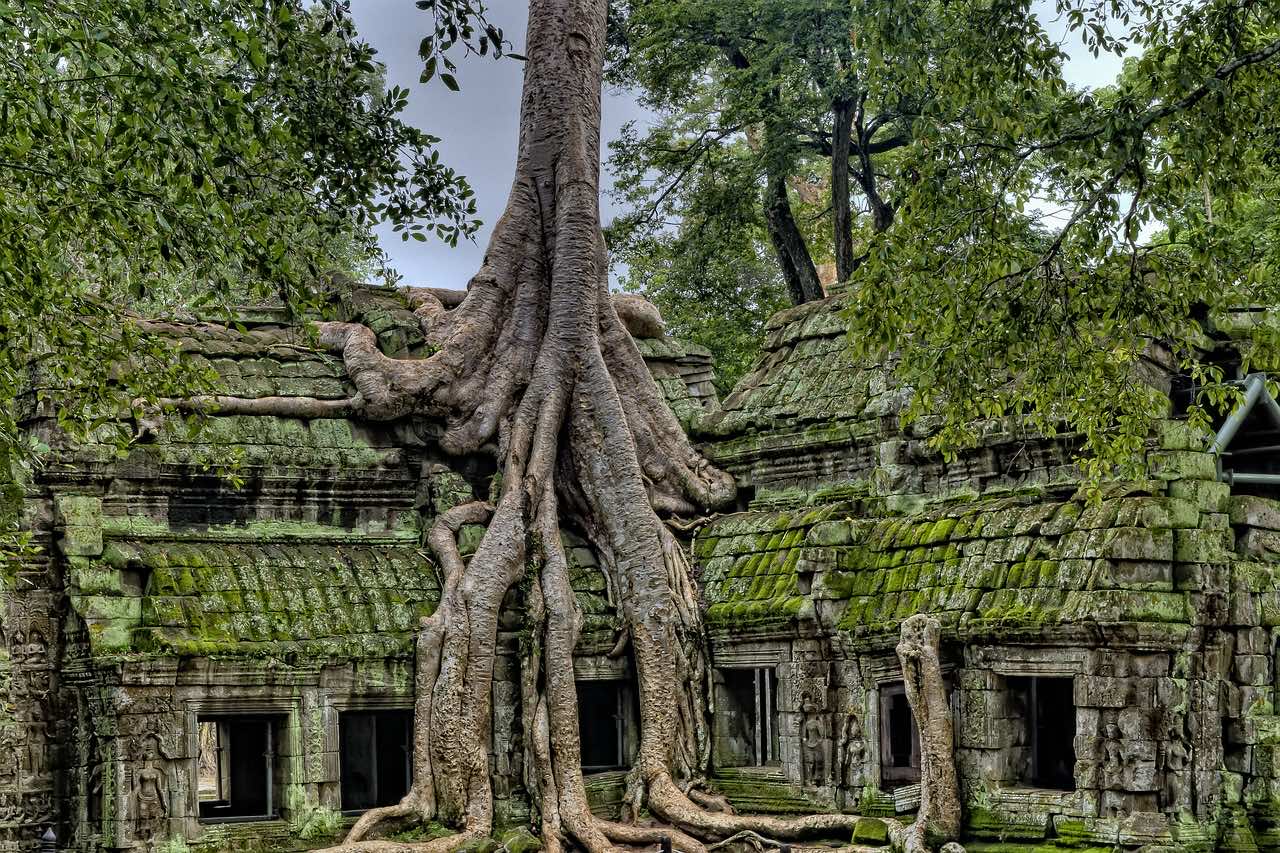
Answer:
[2,288,708,852]
[687,294,1280,850]
[8,287,1280,852]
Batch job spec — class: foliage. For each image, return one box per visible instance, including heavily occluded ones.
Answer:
[0,0,496,553]
[607,0,1068,386]
[848,0,1280,476]
[616,225,789,395]
[607,0,1065,281]
[610,128,790,392]
[610,0,1280,477]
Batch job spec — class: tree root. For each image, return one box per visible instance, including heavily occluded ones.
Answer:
[684,785,734,815]
[895,615,961,848]
[314,831,484,853]
[196,5,971,853]
[595,819,705,853]
[344,799,423,846]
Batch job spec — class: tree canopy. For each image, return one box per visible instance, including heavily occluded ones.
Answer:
[607,0,1280,476]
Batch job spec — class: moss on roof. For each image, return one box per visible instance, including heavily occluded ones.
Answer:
[695,487,1208,639]
[697,504,848,629]
[85,539,439,659]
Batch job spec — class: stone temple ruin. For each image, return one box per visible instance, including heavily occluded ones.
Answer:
[5,287,1280,851]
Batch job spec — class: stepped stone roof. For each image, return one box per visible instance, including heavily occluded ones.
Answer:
[31,286,709,663]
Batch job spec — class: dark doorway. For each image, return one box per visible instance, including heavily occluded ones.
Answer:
[577,681,632,772]
[197,716,281,821]
[714,667,780,768]
[879,682,921,787]
[1008,676,1076,790]
[340,710,413,812]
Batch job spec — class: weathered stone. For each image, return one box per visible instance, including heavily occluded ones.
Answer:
[1175,527,1233,562]
[851,817,889,845]
[1230,494,1280,531]
[1147,450,1218,482]
[1170,478,1231,512]
[1238,528,1280,561]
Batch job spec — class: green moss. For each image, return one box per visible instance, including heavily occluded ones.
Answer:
[290,805,344,841]
[966,806,1049,842]
[499,828,543,853]
[851,817,889,846]
[390,821,457,843]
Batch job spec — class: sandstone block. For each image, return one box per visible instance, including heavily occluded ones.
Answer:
[1147,450,1217,482]
[1234,654,1271,687]
[1075,675,1133,708]
[1103,527,1173,561]
[1230,494,1280,530]
[1174,528,1233,563]
[1238,528,1280,561]
[1169,478,1230,512]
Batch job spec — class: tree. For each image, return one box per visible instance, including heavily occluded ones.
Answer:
[300,3,1273,848]
[893,616,959,853]
[610,167,790,393]
[845,0,1280,477]
[183,1,908,851]
[607,0,1068,305]
[610,0,1280,478]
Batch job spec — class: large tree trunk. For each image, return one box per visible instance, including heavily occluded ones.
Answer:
[280,2,874,852]
[892,615,961,853]
[831,97,856,285]
[763,170,824,304]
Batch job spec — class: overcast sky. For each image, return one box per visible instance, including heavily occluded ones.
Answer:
[349,1,1126,289]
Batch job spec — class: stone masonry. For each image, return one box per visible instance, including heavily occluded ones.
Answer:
[3,287,1280,852]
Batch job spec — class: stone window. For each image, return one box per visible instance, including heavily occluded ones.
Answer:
[576,680,635,772]
[879,681,921,787]
[1007,676,1076,790]
[197,715,282,822]
[714,667,780,768]
[340,710,413,812]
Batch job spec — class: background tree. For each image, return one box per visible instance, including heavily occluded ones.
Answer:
[847,0,1280,476]
[607,0,1068,304]
[609,138,790,392]
[610,0,1280,476]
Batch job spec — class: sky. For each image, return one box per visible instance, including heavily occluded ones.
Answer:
[349,1,1128,289]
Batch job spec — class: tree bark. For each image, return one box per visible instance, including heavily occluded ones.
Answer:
[764,170,824,304]
[893,615,961,853]
[202,2,878,850]
[853,109,894,235]
[831,97,856,285]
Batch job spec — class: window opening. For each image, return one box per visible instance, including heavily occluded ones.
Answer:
[340,710,413,812]
[577,681,632,772]
[879,682,920,787]
[197,716,281,822]
[1008,676,1076,790]
[715,667,780,768]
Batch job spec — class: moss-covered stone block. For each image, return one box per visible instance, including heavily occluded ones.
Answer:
[851,817,889,845]
[498,828,543,853]
[966,806,1050,841]
[1231,495,1280,531]
[1147,450,1217,482]
[1169,478,1230,512]
[808,519,853,546]
[1102,527,1173,561]
[1174,528,1233,563]
[1156,418,1213,451]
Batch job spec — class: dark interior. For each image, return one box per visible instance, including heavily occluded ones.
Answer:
[340,710,413,812]
[198,716,279,821]
[1009,676,1077,790]
[577,681,626,771]
[879,682,921,786]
